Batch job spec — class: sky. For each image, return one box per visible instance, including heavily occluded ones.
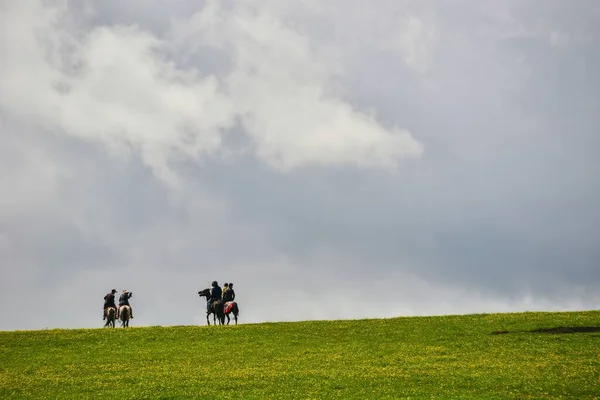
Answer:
[0,0,598,331]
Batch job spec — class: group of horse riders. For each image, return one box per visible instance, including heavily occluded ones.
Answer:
[102,282,236,321]
[103,289,134,320]
[207,281,235,312]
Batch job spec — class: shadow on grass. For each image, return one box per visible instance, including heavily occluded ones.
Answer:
[491,326,600,335]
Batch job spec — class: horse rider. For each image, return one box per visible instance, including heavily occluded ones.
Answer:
[118,290,134,319]
[223,282,235,303]
[222,283,229,300]
[103,289,117,320]
[207,281,222,312]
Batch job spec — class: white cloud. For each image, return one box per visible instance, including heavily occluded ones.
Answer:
[0,0,598,331]
[173,0,425,171]
[1,2,236,185]
[0,0,423,182]
[388,13,436,73]
[280,1,438,74]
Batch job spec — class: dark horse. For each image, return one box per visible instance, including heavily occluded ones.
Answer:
[198,288,225,325]
[223,300,239,325]
[104,307,116,328]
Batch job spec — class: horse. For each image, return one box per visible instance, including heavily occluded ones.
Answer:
[104,307,116,328]
[198,288,225,326]
[223,301,239,325]
[119,305,131,328]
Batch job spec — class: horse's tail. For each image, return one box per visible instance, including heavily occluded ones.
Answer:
[108,307,116,319]
[233,302,239,316]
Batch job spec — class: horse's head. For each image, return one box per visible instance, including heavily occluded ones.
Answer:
[198,288,210,298]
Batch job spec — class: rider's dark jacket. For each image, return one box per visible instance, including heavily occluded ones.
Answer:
[119,292,132,306]
[223,288,235,302]
[104,293,116,309]
[210,286,222,301]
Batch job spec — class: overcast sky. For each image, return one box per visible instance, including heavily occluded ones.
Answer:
[1,0,598,331]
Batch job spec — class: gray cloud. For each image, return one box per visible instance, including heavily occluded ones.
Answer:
[0,0,598,330]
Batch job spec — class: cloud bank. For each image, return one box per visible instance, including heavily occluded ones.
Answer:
[0,0,598,330]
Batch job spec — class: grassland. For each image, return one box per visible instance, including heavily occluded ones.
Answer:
[1,311,599,399]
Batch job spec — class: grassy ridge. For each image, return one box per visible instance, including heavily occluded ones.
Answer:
[1,311,599,399]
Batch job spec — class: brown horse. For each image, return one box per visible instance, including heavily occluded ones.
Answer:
[198,288,225,325]
[119,305,131,328]
[223,301,239,325]
[104,307,116,328]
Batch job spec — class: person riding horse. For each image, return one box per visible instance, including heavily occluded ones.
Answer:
[103,289,117,320]
[222,283,238,324]
[207,281,222,312]
[223,283,235,303]
[118,290,134,319]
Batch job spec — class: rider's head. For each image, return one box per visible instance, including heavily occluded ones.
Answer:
[224,283,229,287]
[111,289,116,294]
[229,283,233,288]
[212,281,218,287]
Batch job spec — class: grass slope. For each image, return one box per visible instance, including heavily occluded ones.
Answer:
[1,311,599,399]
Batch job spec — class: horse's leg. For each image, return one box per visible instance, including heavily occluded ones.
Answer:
[225,314,230,325]
[211,306,217,325]
[231,304,238,325]
[206,312,210,326]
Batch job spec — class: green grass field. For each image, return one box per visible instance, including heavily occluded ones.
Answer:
[1,311,599,399]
